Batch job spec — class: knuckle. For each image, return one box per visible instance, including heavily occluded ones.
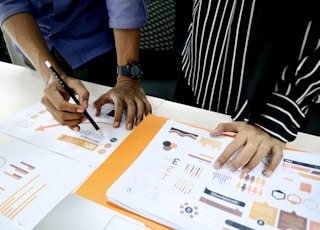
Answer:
[126,100,136,107]
[259,143,271,153]
[230,160,242,169]
[55,103,64,111]
[229,140,240,148]
[246,143,258,152]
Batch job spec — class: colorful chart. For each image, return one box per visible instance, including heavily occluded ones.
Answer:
[0,102,132,167]
[106,118,320,230]
[0,139,92,229]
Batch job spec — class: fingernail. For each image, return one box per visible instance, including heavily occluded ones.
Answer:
[242,167,249,174]
[113,121,120,128]
[229,165,236,172]
[214,161,221,169]
[72,126,80,132]
[126,123,133,130]
[210,130,218,136]
[262,169,272,177]
[77,108,84,113]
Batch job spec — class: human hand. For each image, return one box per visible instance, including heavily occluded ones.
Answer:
[41,75,90,131]
[211,121,286,177]
[93,77,152,130]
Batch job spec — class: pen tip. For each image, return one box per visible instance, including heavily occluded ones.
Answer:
[97,129,103,136]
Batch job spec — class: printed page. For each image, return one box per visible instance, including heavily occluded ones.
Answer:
[0,139,93,230]
[106,119,320,230]
[0,101,132,167]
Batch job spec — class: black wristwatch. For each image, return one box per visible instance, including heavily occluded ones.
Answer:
[117,62,143,80]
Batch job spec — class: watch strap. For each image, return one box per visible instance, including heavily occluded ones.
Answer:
[117,62,143,80]
[117,65,130,76]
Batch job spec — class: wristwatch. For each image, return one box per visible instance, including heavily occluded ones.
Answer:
[117,62,143,80]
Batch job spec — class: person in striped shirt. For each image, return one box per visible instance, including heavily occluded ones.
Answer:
[174,0,320,176]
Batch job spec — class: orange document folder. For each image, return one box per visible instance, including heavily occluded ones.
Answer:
[76,114,172,229]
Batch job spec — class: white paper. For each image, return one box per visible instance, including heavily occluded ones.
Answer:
[0,139,93,230]
[107,119,320,230]
[0,101,132,167]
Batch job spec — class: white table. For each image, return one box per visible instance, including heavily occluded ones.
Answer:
[0,61,319,229]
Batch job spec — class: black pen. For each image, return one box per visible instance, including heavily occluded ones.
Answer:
[45,60,103,135]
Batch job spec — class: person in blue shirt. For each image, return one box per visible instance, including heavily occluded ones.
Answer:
[0,0,152,131]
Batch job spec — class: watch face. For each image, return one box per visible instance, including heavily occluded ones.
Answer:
[129,63,143,79]
[130,65,141,76]
[117,62,143,79]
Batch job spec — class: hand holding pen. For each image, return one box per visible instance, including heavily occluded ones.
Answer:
[44,61,103,135]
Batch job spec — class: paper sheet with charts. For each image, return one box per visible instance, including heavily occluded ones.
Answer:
[0,139,93,230]
[0,101,132,168]
[102,115,320,230]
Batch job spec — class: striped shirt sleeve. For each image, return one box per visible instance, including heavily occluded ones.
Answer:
[251,21,320,142]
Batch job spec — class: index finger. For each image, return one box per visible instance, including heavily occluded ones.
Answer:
[46,86,85,113]
[93,93,113,116]
[214,134,246,169]
[65,77,90,108]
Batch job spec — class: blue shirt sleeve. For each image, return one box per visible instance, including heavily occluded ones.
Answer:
[107,0,148,29]
[0,0,149,69]
[0,1,32,26]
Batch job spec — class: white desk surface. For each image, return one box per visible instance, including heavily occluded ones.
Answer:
[1,61,319,230]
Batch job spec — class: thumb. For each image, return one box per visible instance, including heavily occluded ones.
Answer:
[210,122,240,136]
[210,125,224,136]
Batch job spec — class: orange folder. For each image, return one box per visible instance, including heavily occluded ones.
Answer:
[76,114,172,229]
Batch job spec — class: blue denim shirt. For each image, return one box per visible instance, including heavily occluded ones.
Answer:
[0,0,148,68]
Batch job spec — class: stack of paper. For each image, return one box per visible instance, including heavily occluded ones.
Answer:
[105,116,320,230]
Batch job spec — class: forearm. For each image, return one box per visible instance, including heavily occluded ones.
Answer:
[2,13,61,84]
[113,28,140,66]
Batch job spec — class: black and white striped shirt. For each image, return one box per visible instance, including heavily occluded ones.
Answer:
[181,0,320,142]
